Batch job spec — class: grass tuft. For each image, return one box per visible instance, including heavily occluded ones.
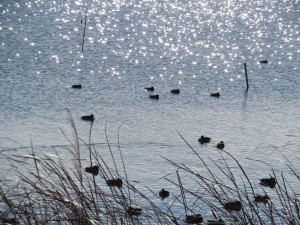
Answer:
[0,118,299,224]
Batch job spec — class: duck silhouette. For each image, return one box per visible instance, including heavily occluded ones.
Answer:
[85,165,99,176]
[144,86,154,91]
[260,176,276,188]
[81,114,94,121]
[72,84,82,89]
[150,94,159,99]
[126,206,142,216]
[210,92,220,97]
[185,214,203,224]
[254,194,270,203]
[216,141,225,150]
[159,188,169,200]
[106,178,123,188]
[223,201,242,211]
[171,89,180,94]
[198,135,211,144]
[259,60,268,64]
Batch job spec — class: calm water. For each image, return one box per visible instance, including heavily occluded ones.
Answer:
[0,0,300,219]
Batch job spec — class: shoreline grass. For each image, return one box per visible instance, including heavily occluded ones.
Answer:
[0,119,299,225]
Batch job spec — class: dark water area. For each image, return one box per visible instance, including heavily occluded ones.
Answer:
[0,0,300,220]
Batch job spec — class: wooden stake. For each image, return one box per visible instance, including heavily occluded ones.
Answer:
[82,8,88,53]
[244,63,249,91]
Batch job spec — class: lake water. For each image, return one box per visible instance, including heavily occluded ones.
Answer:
[0,0,300,221]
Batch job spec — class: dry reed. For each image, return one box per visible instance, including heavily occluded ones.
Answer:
[0,118,299,225]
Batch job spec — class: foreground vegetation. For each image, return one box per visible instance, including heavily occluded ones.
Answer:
[0,118,299,225]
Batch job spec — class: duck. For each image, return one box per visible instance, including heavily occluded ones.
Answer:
[150,94,159,99]
[126,206,143,217]
[106,178,123,188]
[171,89,180,94]
[210,92,220,97]
[254,194,270,203]
[216,141,225,150]
[85,165,99,176]
[81,114,95,121]
[72,84,82,89]
[159,188,169,200]
[260,176,276,188]
[223,200,242,211]
[185,214,203,224]
[144,86,154,91]
[259,60,268,64]
[198,135,211,144]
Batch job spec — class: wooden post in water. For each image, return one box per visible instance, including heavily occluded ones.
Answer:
[82,8,88,53]
[244,63,249,91]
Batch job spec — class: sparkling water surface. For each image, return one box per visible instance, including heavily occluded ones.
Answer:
[0,0,300,219]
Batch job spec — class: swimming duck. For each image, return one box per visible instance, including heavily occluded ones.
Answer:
[106,178,123,188]
[210,92,220,97]
[159,188,170,200]
[254,194,270,203]
[223,200,242,211]
[198,135,211,144]
[72,84,82,89]
[216,141,225,150]
[171,89,180,94]
[81,114,94,121]
[85,165,99,175]
[260,176,276,188]
[150,94,159,99]
[126,206,142,216]
[185,214,203,224]
[259,60,268,64]
[144,86,154,91]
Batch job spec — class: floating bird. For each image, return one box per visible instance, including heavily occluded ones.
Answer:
[223,201,242,211]
[210,92,220,97]
[85,165,99,176]
[81,114,94,121]
[106,178,123,188]
[185,214,203,224]
[260,176,276,188]
[259,60,268,64]
[126,206,142,217]
[171,89,180,94]
[144,86,154,91]
[216,141,225,150]
[72,84,82,89]
[159,188,169,200]
[254,194,270,203]
[150,94,159,99]
[198,135,211,144]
